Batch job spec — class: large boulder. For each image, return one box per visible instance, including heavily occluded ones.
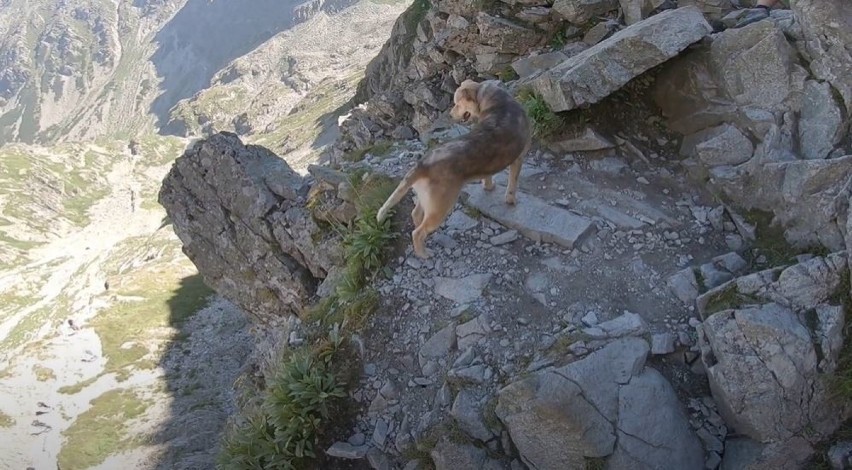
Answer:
[495,338,703,469]
[159,132,341,324]
[695,252,851,465]
[530,6,712,113]
[792,0,852,118]
[709,156,852,251]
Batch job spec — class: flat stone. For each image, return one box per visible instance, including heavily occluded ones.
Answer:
[327,441,369,459]
[589,156,628,174]
[584,311,648,339]
[457,315,493,350]
[463,185,595,250]
[799,79,844,160]
[583,21,615,45]
[552,0,619,24]
[680,123,754,167]
[490,229,520,245]
[548,127,615,152]
[713,252,747,274]
[651,332,677,355]
[445,210,479,232]
[434,274,492,304]
[667,268,700,304]
[367,448,392,470]
[531,6,712,112]
[512,51,569,79]
[451,389,494,441]
[373,419,390,447]
[420,323,458,364]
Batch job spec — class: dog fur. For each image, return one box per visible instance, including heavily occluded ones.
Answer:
[376,79,532,259]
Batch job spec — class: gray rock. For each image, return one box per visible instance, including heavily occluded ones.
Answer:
[476,13,543,55]
[589,156,628,174]
[531,6,712,112]
[367,448,392,470]
[463,185,595,250]
[713,252,748,274]
[349,432,367,446]
[373,419,390,448]
[772,252,847,310]
[512,52,569,79]
[698,303,841,442]
[607,368,704,470]
[700,263,734,289]
[828,441,852,470]
[719,437,816,470]
[552,0,619,24]
[420,323,458,364]
[449,364,489,384]
[435,274,492,304]
[451,390,494,442]
[583,20,616,45]
[583,311,648,339]
[326,441,369,459]
[815,304,845,373]
[491,230,520,246]
[651,332,676,355]
[446,210,479,232]
[792,0,852,117]
[457,315,493,350]
[680,124,754,167]
[430,437,502,470]
[799,80,845,160]
[619,0,667,24]
[667,268,700,304]
[497,337,701,468]
[547,127,615,152]
[159,133,330,324]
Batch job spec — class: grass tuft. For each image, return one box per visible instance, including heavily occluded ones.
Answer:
[517,88,565,140]
[218,327,353,470]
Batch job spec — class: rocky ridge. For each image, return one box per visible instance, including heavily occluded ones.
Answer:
[159,0,852,469]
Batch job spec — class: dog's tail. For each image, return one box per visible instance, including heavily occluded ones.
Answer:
[376,164,427,223]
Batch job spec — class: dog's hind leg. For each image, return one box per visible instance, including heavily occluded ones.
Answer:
[411,184,461,259]
[482,175,495,191]
[411,200,424,227]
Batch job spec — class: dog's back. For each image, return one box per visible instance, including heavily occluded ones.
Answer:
[421,82,531,182]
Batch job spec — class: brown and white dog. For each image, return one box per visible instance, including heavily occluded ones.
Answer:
[376,79,532,259]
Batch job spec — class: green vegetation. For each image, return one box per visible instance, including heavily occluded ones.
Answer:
[58,376,100,395]
[345,139,394,162]
[218,328,353,469]
[57,389,151,469]
[0,410,14,428]
[585,457,607,470]
[517,88,565,140]
[307,172,399,330]
[33,364,56,382]
[221,170,401,468]
[496,67,519,82]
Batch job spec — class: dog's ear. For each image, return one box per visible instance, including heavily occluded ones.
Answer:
[458,86,477,103]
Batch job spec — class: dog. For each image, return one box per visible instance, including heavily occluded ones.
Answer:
[376,79,532,259]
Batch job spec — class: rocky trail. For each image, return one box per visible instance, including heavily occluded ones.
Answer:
[323,133,769,468]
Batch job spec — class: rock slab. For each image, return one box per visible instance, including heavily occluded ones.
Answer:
[531,6,712,112]
[463,185,595,250]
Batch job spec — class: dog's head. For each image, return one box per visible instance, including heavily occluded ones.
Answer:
[450,79,482,124]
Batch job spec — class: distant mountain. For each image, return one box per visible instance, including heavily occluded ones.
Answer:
[0,0,381,146]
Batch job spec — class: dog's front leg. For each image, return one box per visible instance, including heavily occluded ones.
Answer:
[505,158,522,205]
[482,176,495,191]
